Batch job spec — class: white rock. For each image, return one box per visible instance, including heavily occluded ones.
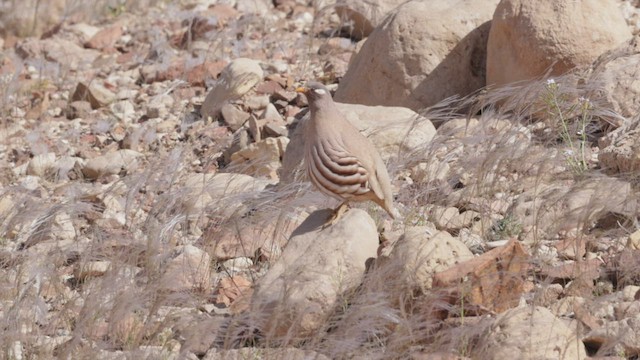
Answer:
[251,208,378,338]
[201,58,264,120]
[477,306,587,359]
[487,0,631,87]
[82,149,143,179]
[26,153,56,178]
[110,100,136,122]
[390,227,473,290]
[161,245,211,292]
[335,0,499,110]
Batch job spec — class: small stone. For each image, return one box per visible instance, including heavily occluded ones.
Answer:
[221,103,250,131]
[82,149,143,179]
[20,175,40,191]
[260,103,283,122]
[264,122,288,138]
[66,100,92,119]
[244,94,270,111]
[26,153,56,178]
[221,257,254,272]
[110,100,136,122]
[85,25,123,50]
[627,229,640,250]
[161,245,211,292]
[71,81,115,109]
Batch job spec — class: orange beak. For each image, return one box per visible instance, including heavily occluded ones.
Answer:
[295,86,308,93]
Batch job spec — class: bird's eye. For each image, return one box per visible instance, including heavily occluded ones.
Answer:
[313,88,326,95]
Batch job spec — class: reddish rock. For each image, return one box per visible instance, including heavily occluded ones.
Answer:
[85,25,123,50]
[255,80,283,95]
[185,60,227,86]
[539,258,602,282]
[433,239,530,313]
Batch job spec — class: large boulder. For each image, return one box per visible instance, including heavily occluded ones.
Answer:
[281,102,435,182]
[599,116,640,174]
[334,0,500,110]
[588,35,640,123]
[334,0,406,40]
[487,0,631,87]
[389,227,473,290]
[250,209,378,339]
[475,306,587,359]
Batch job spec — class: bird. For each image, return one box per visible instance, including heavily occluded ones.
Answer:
[296,81,399,224]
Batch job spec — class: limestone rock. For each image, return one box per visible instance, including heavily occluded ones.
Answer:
[160,245,211,292]
[71,81,116,109]
[390,227,473,290]
[82,149,143,179]
[476,306,587,359]
[204,210,305,261]
[487,0,632,87]
[584,315,640,356]
[509,178,633,238]
[251,209,378,338]
[588,35,640,123]
[334,0,406,40]
[334,0,499,110]
[433,239,529,313]
[183,172,274,218]
[26,153,56,178]
[16,38,100,70]
[203,347,330,360]
[220,103,250,131]
[201,58,264,121]
[229,136,289,179]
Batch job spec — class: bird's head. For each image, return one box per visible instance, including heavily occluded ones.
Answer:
[296,82,333,105]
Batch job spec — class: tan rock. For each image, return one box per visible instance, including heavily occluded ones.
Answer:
[71,81,116,109]
[334,0,406,40]
[183,172,274,218]
[203,348,330,360]
[510,178,633,238]
[433,239,529,313]
[584,315,640,356]
[229,136,289,179]
[85,24,123,50]
[251,209,378,339]
[600,117,640,173]
[476,306,587,359]
[487,0,632,87]
[334,0,499,110]
[390,227,473,290]
[588,35,640,124]
[26,153,56,178]
[161,245,211,292]
[82,149,143,179]
[204,210,305,260]
[201,58,264,121]
[220,103,250,131]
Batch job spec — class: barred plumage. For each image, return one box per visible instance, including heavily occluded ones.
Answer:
[297,82,398,220]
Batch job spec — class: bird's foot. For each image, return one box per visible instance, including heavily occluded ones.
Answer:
[322,202,349,228]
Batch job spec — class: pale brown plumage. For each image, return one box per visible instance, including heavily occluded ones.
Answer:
[296,82,398,220]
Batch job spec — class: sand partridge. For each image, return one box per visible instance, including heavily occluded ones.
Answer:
[296,81,399,222]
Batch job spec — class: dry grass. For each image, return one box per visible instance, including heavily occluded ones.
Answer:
[1,1,639,359]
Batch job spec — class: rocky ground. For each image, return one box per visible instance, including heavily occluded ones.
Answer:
[2,0,640,359]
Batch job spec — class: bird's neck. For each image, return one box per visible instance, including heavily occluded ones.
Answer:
[309,97,339,122]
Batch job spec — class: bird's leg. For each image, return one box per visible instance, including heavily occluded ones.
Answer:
[324,201,349,227]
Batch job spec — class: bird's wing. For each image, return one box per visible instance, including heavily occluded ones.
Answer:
[308,137,371,197]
